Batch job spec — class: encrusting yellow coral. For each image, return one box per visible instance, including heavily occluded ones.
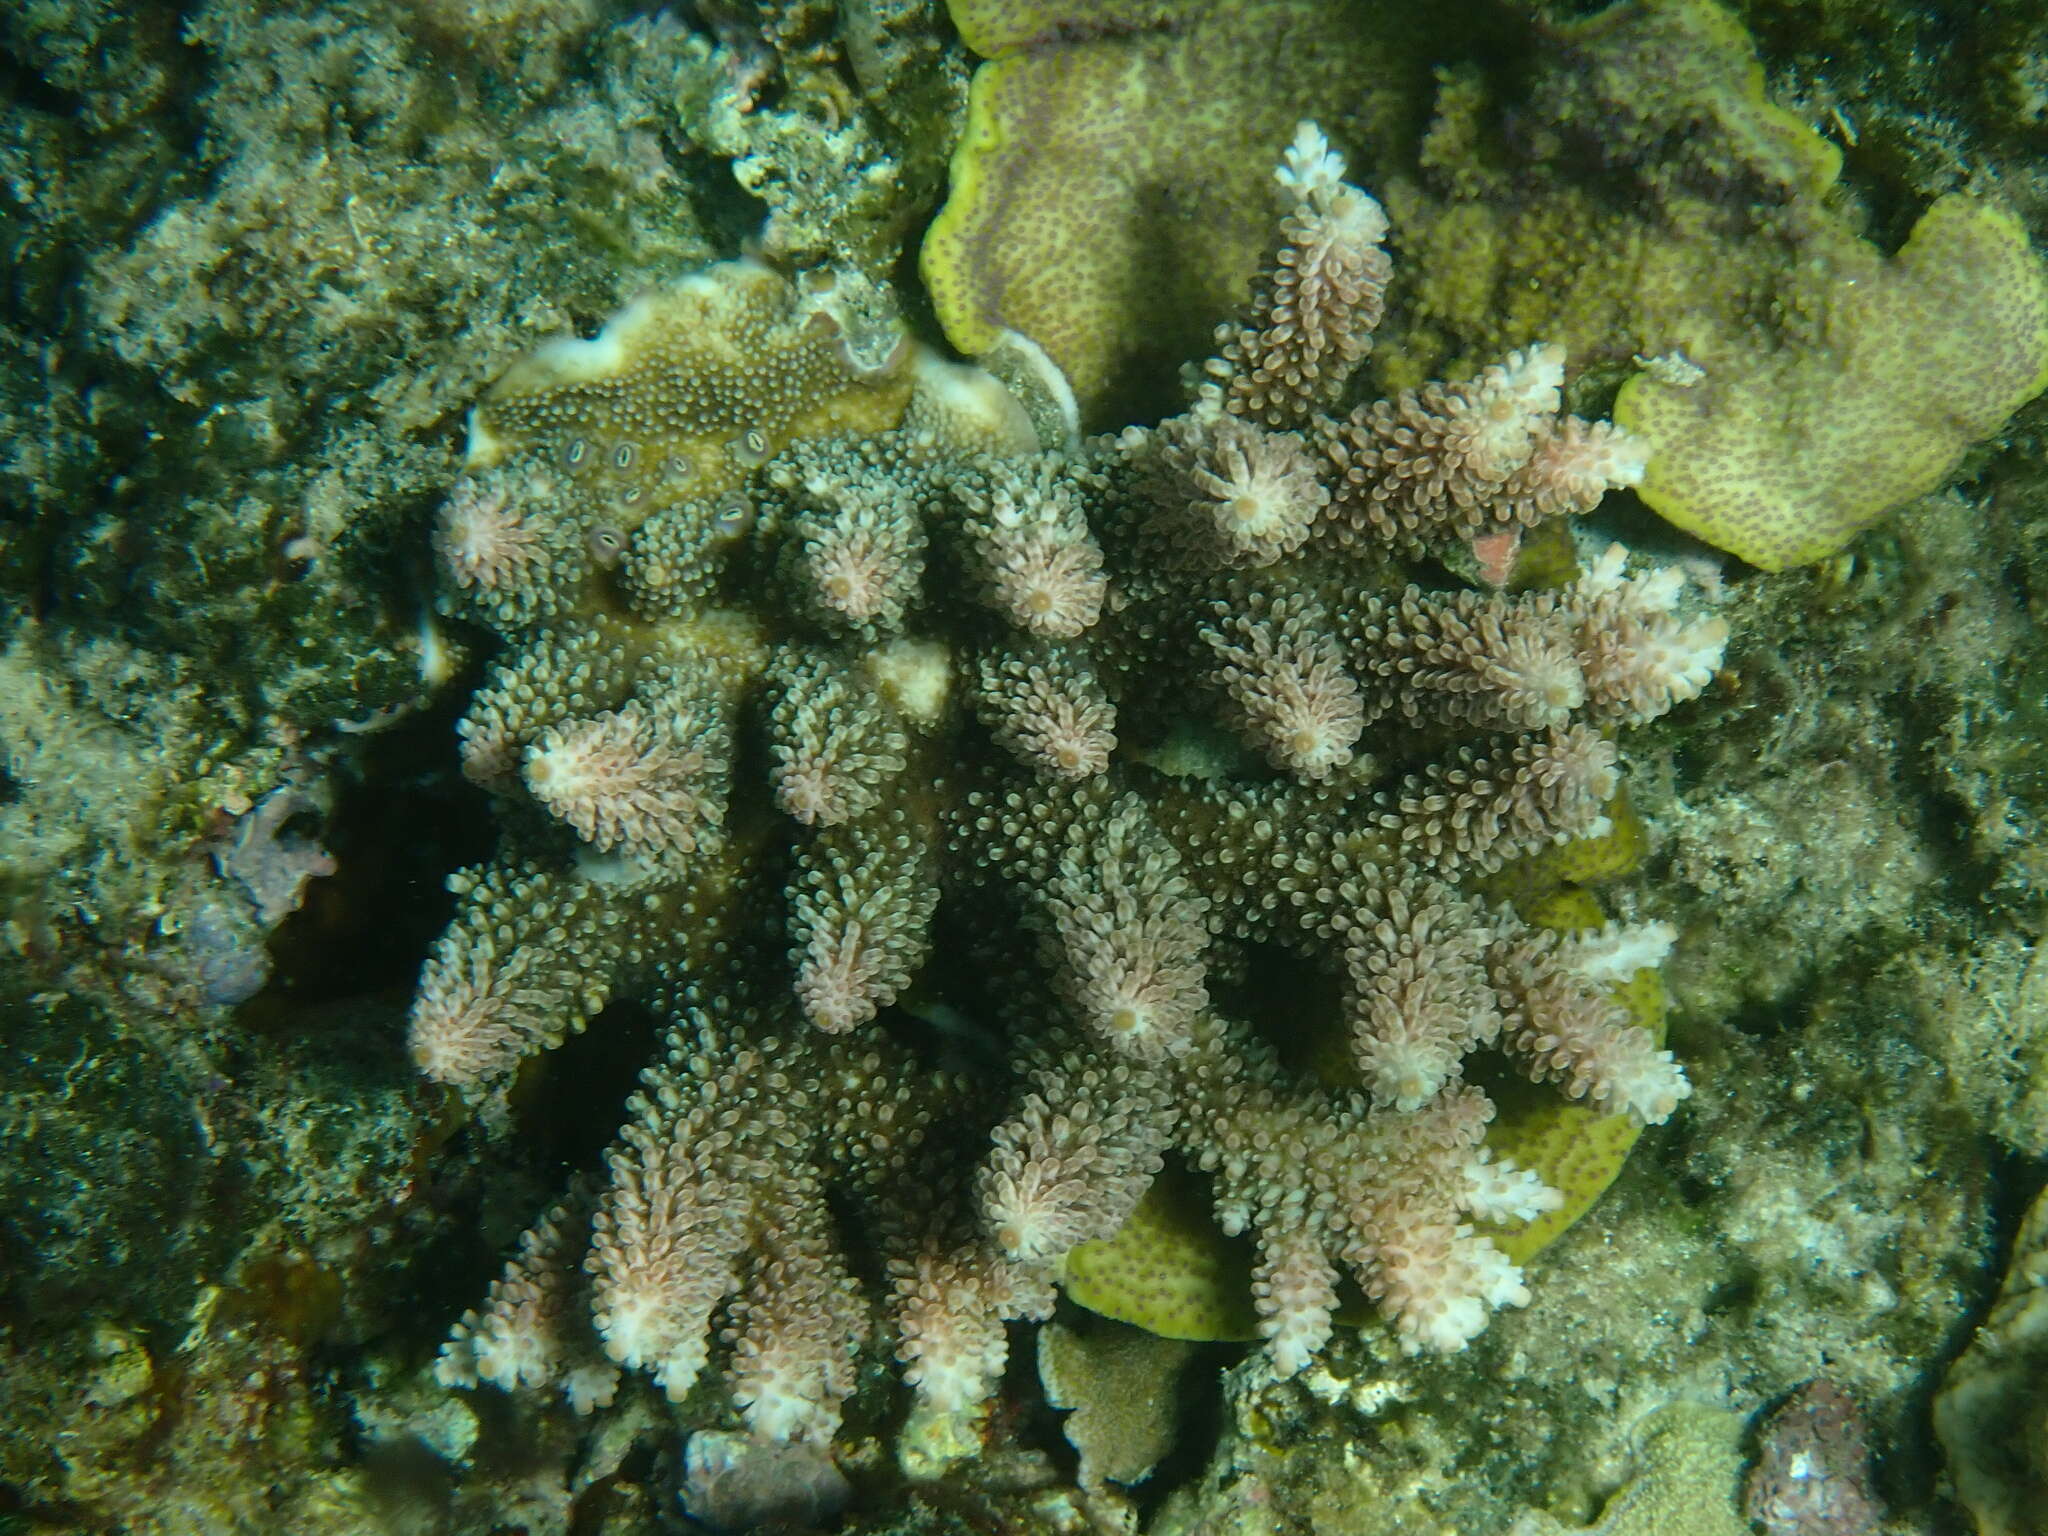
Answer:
[1513,1405,1752,1536]
[1364,0,2048,572]
[415,122,1725,1460]
[922,0,1398,430]
[1617,194,2048,572]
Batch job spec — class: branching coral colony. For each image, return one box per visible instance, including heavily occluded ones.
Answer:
[417,125,1723,1455]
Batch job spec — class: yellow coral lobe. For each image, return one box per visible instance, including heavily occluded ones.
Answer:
[922,0,1391,428]
[1491,782,1648,903]
[1060,1165,1260,1342]
[1617,195,2048,571]
[921,57,1014,367]
[469,260,918,524]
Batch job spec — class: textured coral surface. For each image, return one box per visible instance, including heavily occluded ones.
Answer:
[922,0,1444,428]
[1615,191,2048,570]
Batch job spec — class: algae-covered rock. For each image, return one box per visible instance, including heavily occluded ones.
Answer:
[1371,0,1857,387]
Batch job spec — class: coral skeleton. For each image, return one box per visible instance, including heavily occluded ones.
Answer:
[415,123,1719,1452]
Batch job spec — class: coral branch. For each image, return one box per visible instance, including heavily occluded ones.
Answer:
[1203,593,1366,781]
[1205,121,1392,427]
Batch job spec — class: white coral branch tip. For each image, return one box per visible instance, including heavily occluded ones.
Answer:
[1461,1149,1565,1226]
[1559,921,1678,986]
[1277,121,1346,201]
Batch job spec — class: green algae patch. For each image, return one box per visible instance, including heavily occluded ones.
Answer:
[1616,195,2048,572]
[923,0,1419,429]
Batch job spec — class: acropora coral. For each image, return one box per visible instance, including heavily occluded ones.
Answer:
[412,124,1723,1464]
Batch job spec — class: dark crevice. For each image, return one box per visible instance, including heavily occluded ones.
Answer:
[248,684,500,1016]
[0,42,87,119]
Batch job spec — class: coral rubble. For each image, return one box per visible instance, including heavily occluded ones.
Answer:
[414,123,1722,1459]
